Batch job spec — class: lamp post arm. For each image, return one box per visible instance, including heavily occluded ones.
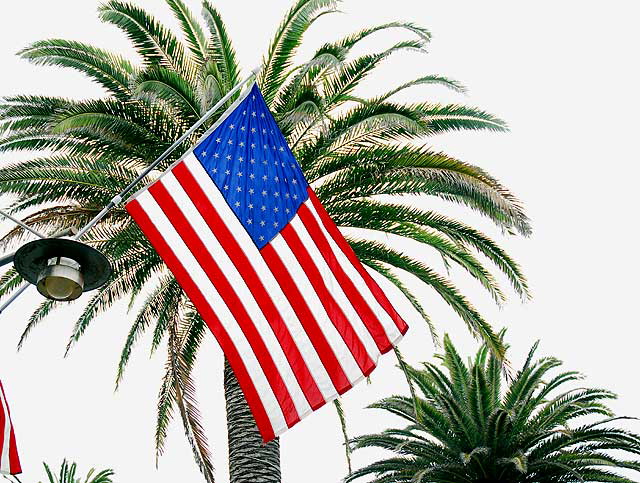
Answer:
[0,252,15,268]
[0,209,45,239]
[0,283,30,314]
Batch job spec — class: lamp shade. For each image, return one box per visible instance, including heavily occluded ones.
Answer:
[13,238,111,301]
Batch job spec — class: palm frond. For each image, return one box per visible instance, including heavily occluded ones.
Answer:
[156,313,213,482]
[99,0,195,81]
[362,258,436,341]
[321,40,426,110]
[0,267,26,301]
[64,253,162,354]
[40,460,114,483]
[350,238,505,358]
[334,398,352,475]
[167,320,215,482]
[331,199,530,299]
[18,39,137,100]
[260,0,338,104]
[314,145,531,236]
[413,102,509,133]
[165,0,208,63]
[350,219,506,304]
[201,1,240,93]
[16,298,60,350]
[378,75,467,101]
[335,22,431,51]
[133,66,202,120]
[115,275,178,388]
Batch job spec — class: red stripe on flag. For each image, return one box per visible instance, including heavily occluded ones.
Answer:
[173,162,325,410]
[298,203,393,352]
[149,181,300,428]
[126,199,276,441]
[8,427,20,475]
[281,224,376,377]
[307,189,409,336]
[260,243,352,395]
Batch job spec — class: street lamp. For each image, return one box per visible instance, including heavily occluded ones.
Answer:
[0,213,112,304]
[13,238,111,301]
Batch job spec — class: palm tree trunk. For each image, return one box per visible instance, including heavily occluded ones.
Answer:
[224,359,281,483]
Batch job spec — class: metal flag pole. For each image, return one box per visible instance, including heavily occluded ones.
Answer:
[74,65,261,241]
[0,66,261,314]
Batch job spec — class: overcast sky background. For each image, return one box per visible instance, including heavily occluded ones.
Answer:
[1,1,639,482]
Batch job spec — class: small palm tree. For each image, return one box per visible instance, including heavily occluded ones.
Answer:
[0,1,530,482]
[38,461,113,483]
[0,460,113,483]
[348,335,640,483]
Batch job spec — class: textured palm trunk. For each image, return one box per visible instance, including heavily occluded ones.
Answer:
[224,359,281,483]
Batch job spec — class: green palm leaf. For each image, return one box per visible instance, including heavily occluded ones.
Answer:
[18,39,137,100]
[260,0,337,104]
[350,238,504,357]
[165,0,208,63]
[40,460,114,483]
[201,1,240,93]
[98,0,194,80]
[133,66,202,120]
[378,75,467,101]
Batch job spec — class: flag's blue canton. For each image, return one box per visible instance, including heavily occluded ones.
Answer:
[193,84,309,249]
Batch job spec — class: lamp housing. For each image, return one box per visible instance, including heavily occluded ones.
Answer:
[13,238,111,301]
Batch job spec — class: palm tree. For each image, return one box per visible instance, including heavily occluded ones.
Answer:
[348,335,640,483]
[0,1,530,482]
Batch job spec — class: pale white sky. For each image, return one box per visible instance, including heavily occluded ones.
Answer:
[1,1,639,482]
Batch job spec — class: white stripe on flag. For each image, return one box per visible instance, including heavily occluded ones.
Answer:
[269,235,364,385]
[161,173,312,419]
[305,202,404,344]
[183,154,338,401]
[136,190,288,434]
[288,213,382,362]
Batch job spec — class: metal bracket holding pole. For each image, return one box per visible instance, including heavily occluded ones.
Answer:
[0,252,15,268]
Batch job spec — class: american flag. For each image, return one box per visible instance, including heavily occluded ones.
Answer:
[0,380,21,475]
[126,83,408,441]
